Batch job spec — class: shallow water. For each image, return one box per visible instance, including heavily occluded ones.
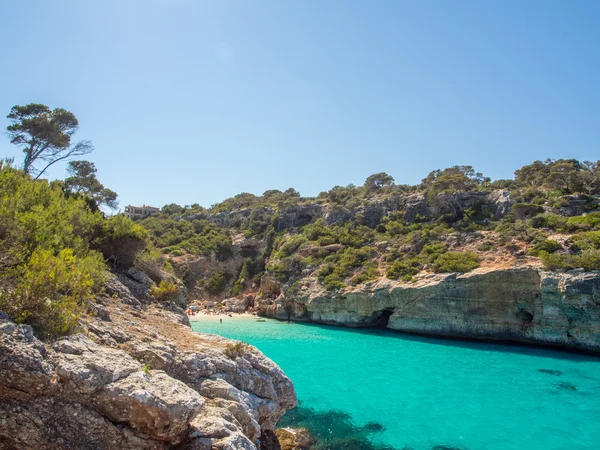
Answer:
[191,316,600,449]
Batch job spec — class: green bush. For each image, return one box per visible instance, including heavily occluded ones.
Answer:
[433,252,480,273]
[566,212,600,231]
[528,240,561,257]
[97,215,148,267]
[224,341,251,359]
[529,213,567,230]
[387,259,419,280]
[323,279,346,291]
[512,203,544,220]
[135,247,168,283]
[541,250,600,271]
[0,165,110,339]
[277,235,307,258]
[204,270,229,295]
[570,231,600,251]
[0,248,105,339]
[150,280,181,302]
[350,264,379,285]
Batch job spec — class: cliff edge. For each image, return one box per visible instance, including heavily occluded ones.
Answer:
[0,272,297,449]
[256,268,600,353]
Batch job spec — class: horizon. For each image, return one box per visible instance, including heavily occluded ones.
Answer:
[1,0,598,210]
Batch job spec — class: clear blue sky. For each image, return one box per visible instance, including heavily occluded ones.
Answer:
[1,0,598,209]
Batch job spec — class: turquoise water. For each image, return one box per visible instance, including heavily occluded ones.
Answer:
[192,317,600,450]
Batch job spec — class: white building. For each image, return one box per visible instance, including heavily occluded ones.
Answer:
[124,205,160,219]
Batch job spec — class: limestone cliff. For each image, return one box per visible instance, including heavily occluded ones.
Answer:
[256,268,600,353]
[0,272,296,449]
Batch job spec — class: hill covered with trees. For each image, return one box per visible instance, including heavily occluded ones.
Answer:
[136,158,600,301]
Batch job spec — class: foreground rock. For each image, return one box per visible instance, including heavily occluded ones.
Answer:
[0,273,296,449]
[256,268,600,353]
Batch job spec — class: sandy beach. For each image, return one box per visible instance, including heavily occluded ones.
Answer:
[187,311,260,323]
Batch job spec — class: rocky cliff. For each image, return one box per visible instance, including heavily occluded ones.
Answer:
[0,272,296,449]
[256,268,600,353]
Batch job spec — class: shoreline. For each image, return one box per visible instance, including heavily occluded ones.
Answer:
[187,311,259,322]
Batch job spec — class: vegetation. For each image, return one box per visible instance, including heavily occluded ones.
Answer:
[432,252,480,273]
[204,270,229,295]
[133,156,600,298]
[0,163,125,338]
[6,103,93,178]
[224,341,251,359]
[150,280,181,302]
[64,160,118,210]
[0,100,166,338]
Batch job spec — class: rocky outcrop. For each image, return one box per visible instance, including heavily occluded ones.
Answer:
[182,190,516,232]
[0,274,296,449]
[256,268,600,353]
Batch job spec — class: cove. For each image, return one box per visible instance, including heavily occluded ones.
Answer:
[191,316,600,449]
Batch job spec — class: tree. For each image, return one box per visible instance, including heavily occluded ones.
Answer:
[580,160,600,195]
[6,103,93,179]
[64,160,118,210]
[514,160,550,187]
[545,159,581,193]
[422,166,487,219]
[364,172,394,190]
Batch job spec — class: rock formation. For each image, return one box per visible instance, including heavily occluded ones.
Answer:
[0,272,296,449]
[256,268,600,353]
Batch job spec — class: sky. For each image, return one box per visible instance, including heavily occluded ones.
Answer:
[0,0,598,210]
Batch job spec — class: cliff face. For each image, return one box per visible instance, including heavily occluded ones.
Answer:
[256,269,600,353]
[0,272,296,450]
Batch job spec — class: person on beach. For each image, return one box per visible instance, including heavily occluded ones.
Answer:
[220,318,222,323]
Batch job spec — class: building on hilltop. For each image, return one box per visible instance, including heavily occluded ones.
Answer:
[124,205,160,219]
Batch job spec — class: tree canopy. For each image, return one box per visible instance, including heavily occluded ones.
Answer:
[6,103,93,178]
[64,160,118,210]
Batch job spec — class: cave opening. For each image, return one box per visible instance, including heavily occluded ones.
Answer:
[372,310,394,328]
[516,309,534,324]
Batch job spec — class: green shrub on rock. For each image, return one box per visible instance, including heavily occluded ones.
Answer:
[97,215,148,267]
[541,250,600,271]
[566,212,600,231]
[0,248,105,339]
[387,260,419,280]
[528,240,561,257]
[150,280,181,302]
[433,252,480,273]
[204,270,229,295]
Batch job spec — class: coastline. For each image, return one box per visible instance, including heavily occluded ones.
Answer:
[187,311,259,322]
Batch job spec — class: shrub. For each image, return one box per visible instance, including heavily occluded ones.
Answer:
[541,250,600,271]
[97,215,148,267]
[277,235,307,258]
[150,280,181,302]
[512,203,544,220]
[204,270,229,295]
[528,240,561,257]
[224,341,251,359]
[387,260,419,280]
[135,247,168,283]
[350,264,379,285]
[0,248,106,339]
[529,213,567,230]
[570,231,600,251]
[323,278,346,291]
[566,212,600,231]
[433,252,480,273]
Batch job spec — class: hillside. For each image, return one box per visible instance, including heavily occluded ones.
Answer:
[138,160,600,301]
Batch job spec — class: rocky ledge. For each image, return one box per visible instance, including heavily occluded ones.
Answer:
[0,274,296,449]
[257,268,600,353]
